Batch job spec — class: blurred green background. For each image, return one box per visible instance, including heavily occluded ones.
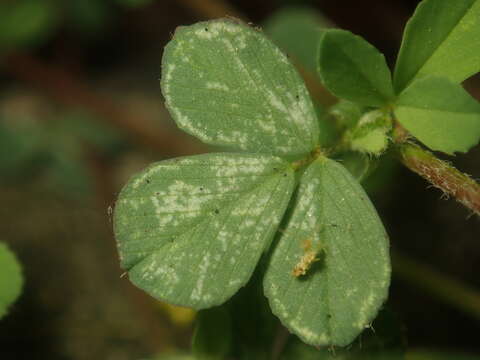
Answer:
[1,0,480,359]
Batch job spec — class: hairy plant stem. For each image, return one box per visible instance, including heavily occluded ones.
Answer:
[397,142,480,216]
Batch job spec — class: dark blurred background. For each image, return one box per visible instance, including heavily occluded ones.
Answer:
[1,0,479,359]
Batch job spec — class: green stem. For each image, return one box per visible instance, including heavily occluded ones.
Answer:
[392,251,480,320]
[398,142,480,216]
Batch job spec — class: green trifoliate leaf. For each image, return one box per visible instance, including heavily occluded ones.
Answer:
[394,0,480,93]
[161,19,319,156]
[114,153,295,309]
[0,242,23,319]
[317,29,395,107]
[395,76,480,154]
[264,158,390,347]
[264,7,331,74]
[192,306,232,360]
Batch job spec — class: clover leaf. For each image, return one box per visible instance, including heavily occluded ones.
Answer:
[114,18,390,347]
[395,76,480,154]
[114,153,295,309]
[264,158,390,346]
[394,0,480,93]
[161,19,319,156]
[317,29,395,107]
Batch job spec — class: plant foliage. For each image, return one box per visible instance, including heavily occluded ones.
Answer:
[115,19,390,347]
[114,0,480,354]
